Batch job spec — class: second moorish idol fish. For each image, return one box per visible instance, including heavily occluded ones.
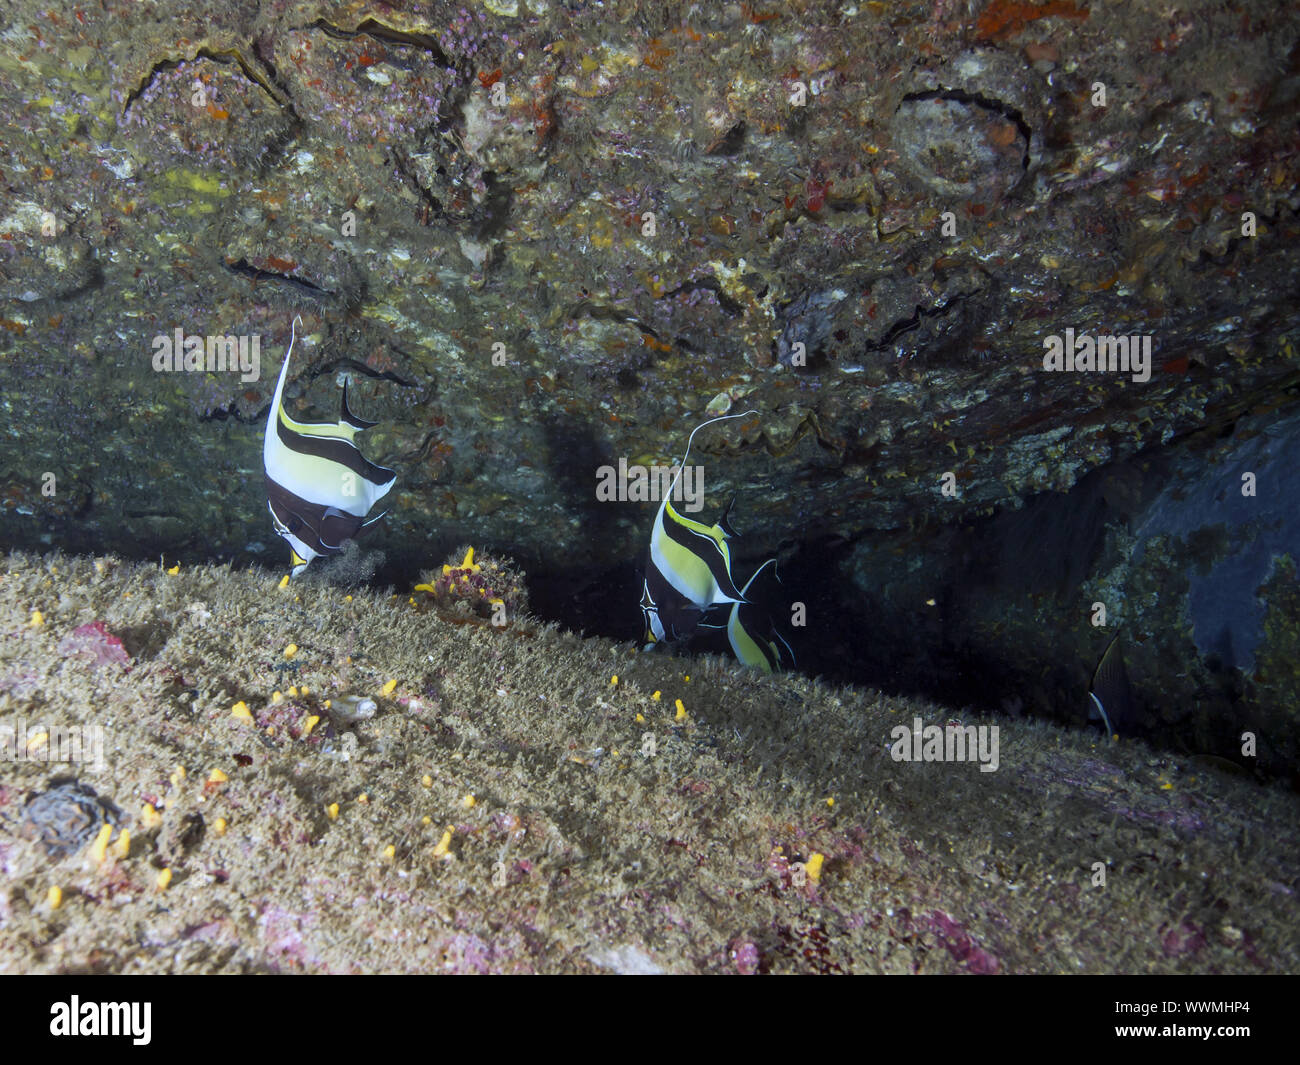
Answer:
[694,559,796,673]
[640,410,757,650]
[1087,631,1136,736]
[263,317,396,576]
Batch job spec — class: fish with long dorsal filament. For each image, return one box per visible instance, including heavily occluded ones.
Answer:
[639,410,793,672]
[263,317,396,576]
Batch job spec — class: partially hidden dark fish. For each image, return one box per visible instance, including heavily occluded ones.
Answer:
[695,558,796,673]
[263,317,396,576]
[1087,632,1135,736]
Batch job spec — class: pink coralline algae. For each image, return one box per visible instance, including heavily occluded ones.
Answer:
[118,55,293,171]
[1160,918,1207,959]
[730,938,761,975]
[276,29,465,145]
[926,909,1001,974]
[257,904,320,971]
[57,622,132,670]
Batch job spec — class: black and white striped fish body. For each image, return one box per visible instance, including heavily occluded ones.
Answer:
[263,318,396,576]
[641,496,746,647]
[638,411,759,649]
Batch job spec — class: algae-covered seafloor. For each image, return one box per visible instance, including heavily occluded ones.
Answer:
[1,551,1297,974]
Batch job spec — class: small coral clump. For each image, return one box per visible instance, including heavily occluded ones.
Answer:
[414,546,528,625]
[314,540,386,588]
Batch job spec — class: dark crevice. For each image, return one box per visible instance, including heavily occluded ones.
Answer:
[660,278,744,316]
[251,353,419,428]
[303,18,457,70]
[899,88,1032,168]
[472,171,514,240]
[122,47,291,116]
[309,357,418,389]
[706,120,747,156]
[759,411,840,459]
[568,301,668,346]
[121,57,174,113]
[56,258,106,303]
[199,404,260,425]
[401,428,452,471]
[863,290,978,354]
[390,148,445,219]
[250,36,293,101]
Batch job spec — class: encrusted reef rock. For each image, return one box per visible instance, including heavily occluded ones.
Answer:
[1,2,1298,768]
[1,553,1297,974]
[414,544,530,623]
[834,401,1300,779]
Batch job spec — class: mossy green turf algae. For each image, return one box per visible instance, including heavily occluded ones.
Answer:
[0,551,1296,973]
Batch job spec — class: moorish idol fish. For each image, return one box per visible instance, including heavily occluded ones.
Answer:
[1087,631,1135,736]
[695,559,796,673]
[263,317,396,576]
[640,410,757,650]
